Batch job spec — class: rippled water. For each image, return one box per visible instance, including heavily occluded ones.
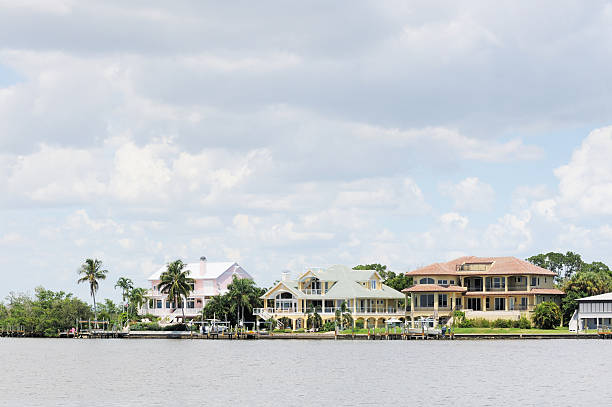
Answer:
[1,338,611,406]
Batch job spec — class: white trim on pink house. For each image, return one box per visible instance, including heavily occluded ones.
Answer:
[141,257,253,323]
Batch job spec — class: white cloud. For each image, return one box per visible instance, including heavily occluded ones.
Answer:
[555,126,612,216]
[439,212,469,229]
[484,211,532,251]
[439,177,495,212]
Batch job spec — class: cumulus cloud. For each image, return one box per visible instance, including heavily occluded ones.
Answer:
[555,126,612,216]
[439,177,495,212]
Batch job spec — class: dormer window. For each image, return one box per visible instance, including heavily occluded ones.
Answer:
[370,280,376,289]
[419,278,435,284]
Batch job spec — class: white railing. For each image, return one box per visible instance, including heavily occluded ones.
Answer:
[302,289,322,295]
[143,308,203,317]
[253,307,404,315]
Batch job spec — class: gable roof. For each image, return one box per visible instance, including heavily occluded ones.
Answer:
[262,265,404,300]
[406,256,556,277]
[148,261,238,280]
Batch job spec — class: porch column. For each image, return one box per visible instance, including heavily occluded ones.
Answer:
[434,292,439,313]
[526,276,530,291]
[505,296,509,311]
[483,277,487,293]
[410,293,415,324]
[482,295,487,312]
[263,299,267,309]
[505,276,508,292]
[451,293,456,311]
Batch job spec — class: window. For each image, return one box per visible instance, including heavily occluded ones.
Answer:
[419,294,434,308]
[467,298,481,311]
[486,297,490,309]
[187,298,195,309]
[494,298,505,311]
[370,280,377,289]
[156,300,162,309]
[531,277,537,287]
[521,297,527,307]
[438,294,448,308]
[419,277,435,284]
[491,277,505,289]
[165,300,170,308]
[455,298,462,308]
[450,280,455,285]
[437,280,448,285]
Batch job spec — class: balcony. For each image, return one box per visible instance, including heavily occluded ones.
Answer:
[508,285,528,292]
[302,289,322,295]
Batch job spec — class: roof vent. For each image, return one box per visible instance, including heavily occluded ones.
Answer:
[281,270,290,282]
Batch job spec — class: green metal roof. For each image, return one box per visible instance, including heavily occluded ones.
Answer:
[262,264,404,300]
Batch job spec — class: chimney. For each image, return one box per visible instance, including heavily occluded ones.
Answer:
[281,270,290,282]
[200,256,207,275]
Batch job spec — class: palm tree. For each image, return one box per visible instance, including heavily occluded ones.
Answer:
[129,287,148,317]
[158,260,194,322]
[227,275,257,326]
[77,258,109,325]
[335,301,352,330]
[115,277,134,316]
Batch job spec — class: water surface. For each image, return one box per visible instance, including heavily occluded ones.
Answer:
[1,338,610,406]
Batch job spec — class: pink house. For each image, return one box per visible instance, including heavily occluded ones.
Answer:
[142,256,253,323]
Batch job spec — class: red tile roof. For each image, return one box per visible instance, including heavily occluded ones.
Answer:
[402,284,467,293]
[406,256,556,277]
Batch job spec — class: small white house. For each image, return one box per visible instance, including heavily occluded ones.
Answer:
[569,292,612,332]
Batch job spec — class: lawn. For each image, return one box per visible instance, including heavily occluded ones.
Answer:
[452,326,575,334]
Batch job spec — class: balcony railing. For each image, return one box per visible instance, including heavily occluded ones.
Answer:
[143,308,204,316]
[253,307,403,315]
[508,286,528,292]
[302,289,322,295]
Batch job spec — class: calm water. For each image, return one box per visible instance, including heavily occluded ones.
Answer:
[1,338,611,406]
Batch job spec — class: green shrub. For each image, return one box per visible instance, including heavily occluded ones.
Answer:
[284,328,293,333]
[471,318,490,328]
[295,328,305,333]
[272,329,285,333]
[355,320,364,329]
[533,302,561,329]
[459,319,474,328]
[130,322,161,331]
[321,321,336,332]
[518,316,531,329]
[492,319,512,328]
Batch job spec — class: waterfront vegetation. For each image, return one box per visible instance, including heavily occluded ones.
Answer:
[527,251,612,324]
[2,252,612,336]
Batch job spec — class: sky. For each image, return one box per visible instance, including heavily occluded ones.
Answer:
[2,1,612,303]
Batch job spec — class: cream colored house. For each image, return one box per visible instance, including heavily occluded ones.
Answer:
[255,265,405,330]
[403,256,564,326]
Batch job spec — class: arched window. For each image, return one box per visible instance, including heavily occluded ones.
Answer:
[419,277,435,284]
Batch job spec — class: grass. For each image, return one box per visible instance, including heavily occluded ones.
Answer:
[453,326,573,334]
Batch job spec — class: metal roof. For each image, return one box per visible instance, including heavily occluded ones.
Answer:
[576,292,612,301]
[263,264,404,300]
[148,261,238,280]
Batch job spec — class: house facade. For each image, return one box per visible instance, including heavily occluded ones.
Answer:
[254,265,405,330]
[569,292,612,331]
[141,256,253,324]
[403,256,564,326]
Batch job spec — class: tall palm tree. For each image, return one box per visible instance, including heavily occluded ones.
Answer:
[77,258,109,324]
[158,260,194,322]
[115,277,134,316]
[227,275,257,325]
[129,287,148,317]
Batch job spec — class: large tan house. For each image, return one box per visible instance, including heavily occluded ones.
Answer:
[254,265,405,330]
[403,256,564,325]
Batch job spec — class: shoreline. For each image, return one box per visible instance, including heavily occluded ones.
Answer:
[3,331,607,340]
